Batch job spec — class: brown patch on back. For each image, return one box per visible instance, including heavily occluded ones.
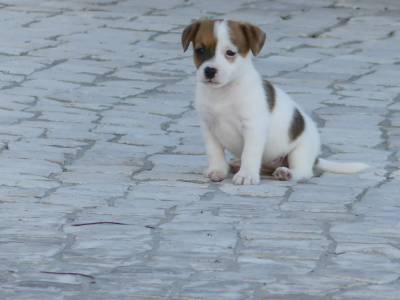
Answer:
[289,108,305,141]
[227,21,266,56]
[181,20,219,68]
[263,80,276,112]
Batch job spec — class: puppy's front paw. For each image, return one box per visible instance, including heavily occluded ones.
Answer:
[273,167,292,181]
[232,169,260,185]
[204,167,228,182]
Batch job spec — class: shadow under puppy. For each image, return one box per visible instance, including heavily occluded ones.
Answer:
[182,19,369,185]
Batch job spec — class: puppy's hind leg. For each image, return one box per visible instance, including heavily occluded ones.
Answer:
[273,140,319,182]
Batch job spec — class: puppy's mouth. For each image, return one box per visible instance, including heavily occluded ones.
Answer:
[202,79,221,86]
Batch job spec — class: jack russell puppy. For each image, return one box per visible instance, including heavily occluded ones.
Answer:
[182,19,369,185]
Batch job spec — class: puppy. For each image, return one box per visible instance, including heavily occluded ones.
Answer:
[182,19,369,185]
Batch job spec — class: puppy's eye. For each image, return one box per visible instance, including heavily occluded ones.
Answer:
[226,50,236,57]
[196,47,206,55]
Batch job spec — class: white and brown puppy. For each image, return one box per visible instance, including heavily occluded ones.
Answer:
[182,19,369,185]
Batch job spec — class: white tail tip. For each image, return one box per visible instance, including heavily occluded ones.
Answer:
[316,158,370,174]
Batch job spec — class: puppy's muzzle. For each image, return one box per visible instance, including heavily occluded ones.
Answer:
[204,67,217,80]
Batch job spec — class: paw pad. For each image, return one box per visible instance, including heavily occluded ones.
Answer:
[273,167,292,181]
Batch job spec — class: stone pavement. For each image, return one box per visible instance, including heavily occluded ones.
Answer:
[0,0,399,299]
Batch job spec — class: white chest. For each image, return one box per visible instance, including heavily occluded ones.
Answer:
[198,100,244,157]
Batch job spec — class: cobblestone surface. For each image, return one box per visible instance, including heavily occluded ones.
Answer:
[0,1,399,299]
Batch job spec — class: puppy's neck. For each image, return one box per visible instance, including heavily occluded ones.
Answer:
[231,58,259,86]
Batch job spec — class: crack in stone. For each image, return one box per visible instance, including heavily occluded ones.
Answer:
[308,17,352,39]
[40,271,96,283]
[141,205,177,263]
[1,1,399,299]
[310,222,337,275]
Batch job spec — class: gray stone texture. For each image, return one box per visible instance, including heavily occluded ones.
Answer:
[0,0,399,299]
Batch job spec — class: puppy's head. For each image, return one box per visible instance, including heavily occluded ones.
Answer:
[182,19,266,87]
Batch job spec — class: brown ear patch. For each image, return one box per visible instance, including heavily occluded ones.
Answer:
[182,22,200,52]
[227,21,249,56]
[263,80,276,112]
[289,108,305,141]
[193,20,218,68]
[228,21,266,56]
[182,20,218,68]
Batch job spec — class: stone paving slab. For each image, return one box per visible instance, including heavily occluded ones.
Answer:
[0,0,399,299]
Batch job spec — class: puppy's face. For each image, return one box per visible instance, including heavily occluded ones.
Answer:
[182,20,266,88]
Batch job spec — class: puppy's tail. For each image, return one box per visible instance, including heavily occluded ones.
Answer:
[316,158,369,174]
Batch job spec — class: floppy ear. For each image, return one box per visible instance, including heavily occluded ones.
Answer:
[182,22,200,52]
[240,23,266,56]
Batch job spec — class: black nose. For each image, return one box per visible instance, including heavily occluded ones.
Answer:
[204,67,217,79]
